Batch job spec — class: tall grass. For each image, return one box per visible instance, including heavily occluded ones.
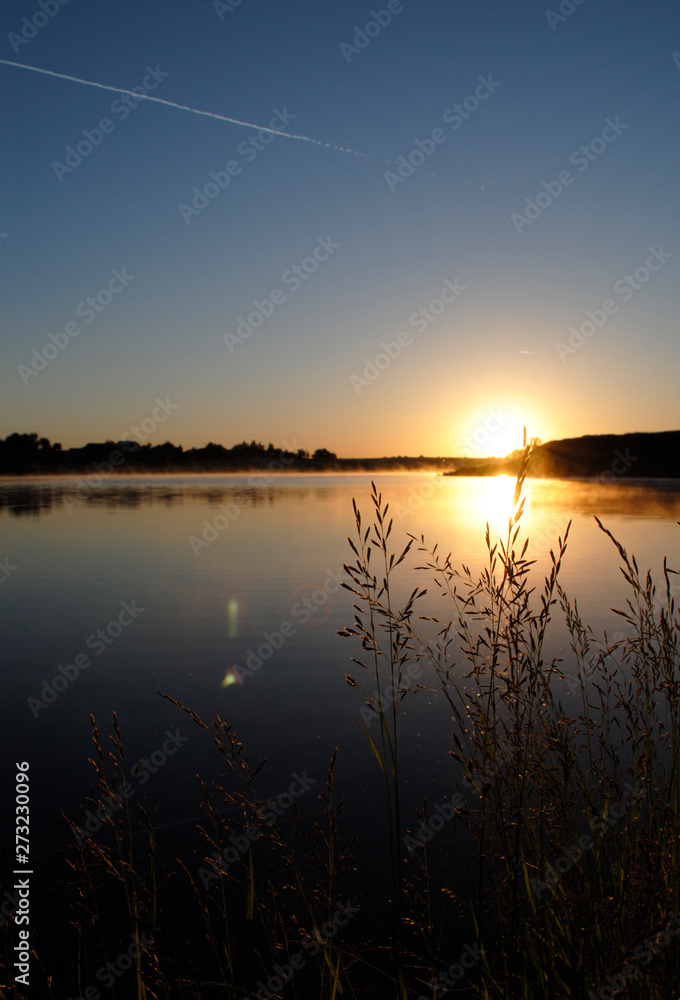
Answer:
[2,444,679,998]
[338,439,680,997]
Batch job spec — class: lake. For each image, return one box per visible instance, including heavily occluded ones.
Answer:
[3,472,680,897]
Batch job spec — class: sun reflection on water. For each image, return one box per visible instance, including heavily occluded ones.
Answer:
[451,475,526,541]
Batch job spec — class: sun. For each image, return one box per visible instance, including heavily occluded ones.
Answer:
[456,406,542,459]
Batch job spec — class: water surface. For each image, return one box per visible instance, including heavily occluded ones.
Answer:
[3,473,680,872]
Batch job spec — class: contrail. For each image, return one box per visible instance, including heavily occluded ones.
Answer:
[0,58,371,159]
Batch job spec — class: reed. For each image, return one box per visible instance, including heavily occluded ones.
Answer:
[337,437,680,997]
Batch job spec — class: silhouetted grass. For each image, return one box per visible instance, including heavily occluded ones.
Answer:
[338,438,680,997]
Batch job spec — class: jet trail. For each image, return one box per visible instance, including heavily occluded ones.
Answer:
[0,58,371,159]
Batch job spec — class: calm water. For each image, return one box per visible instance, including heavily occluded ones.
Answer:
[3,473,680,876]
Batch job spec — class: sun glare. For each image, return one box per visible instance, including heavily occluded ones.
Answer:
[489,422,527,458]
[476,475,520,536]
[458,406,543,459]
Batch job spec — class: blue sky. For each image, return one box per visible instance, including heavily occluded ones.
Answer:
[1,0,679,456]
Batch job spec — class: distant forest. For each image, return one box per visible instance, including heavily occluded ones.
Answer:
[2,430,679,478]
[0,432,452,475]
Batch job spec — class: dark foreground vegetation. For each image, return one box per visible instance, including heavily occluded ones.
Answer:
[2,441,680,998]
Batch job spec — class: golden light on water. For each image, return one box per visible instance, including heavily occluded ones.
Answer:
[449,475,525,540]
[482,476,520,536]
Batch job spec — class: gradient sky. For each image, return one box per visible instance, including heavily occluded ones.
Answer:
[1,0,679,457]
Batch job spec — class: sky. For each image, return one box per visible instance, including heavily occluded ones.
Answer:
[1,0,679,458]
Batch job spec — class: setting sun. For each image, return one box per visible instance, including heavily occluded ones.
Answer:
[456,406,542,459]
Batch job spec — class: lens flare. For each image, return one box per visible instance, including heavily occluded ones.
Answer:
[227,598,240,637]
[221,667,243,688]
